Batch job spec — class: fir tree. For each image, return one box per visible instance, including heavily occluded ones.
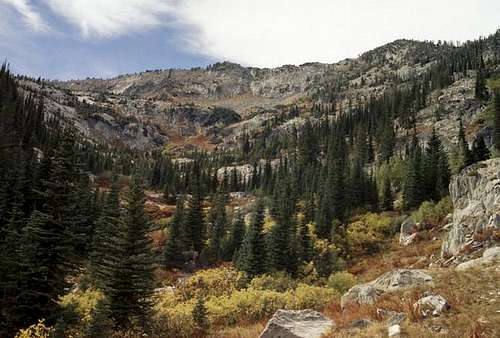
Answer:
[236,200,267,278]
[471,136,490,163]
[164,196,186,269]
[104,174,155,329]
[184,187,205,253]
[494,90,500,154]
[224,209,245,260]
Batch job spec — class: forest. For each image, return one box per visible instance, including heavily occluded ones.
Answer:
[1,31,500,338]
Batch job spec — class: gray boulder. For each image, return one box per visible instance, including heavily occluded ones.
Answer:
[259,309,334,338]
[341,269,432,308]
[413,294,450,317]
[370,269,433,292]
[442,159,500,257]
[456,246,500,271]
[399,217,418,246]
[340,284,380,309]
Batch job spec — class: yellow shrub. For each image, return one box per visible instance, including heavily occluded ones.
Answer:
[347,212,397,256]
[327,271,357,294]
[59,288,104,322]
[249,272,297,292]
[15,320,54,338]
[178,266,245,300]
[289,284,337,310]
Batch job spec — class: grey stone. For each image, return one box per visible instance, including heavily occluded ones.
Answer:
[388,324,401,337]
[346,319,373,330]
[259,309,334,338]
[414,294,450,317]
[399,217,418,246]
[442,159,500,257]
[456,246,500,271]
[341,269,432,309]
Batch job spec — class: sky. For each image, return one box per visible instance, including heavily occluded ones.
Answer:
[1,0,499,80]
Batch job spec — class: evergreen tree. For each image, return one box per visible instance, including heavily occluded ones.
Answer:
[381,177,393,211]
[184,187,205,253]
[296,219,313,263]
[494,90,500,154]
[192,296,209,333]
[236,200,267,278]
[206,193,227,263]
[224,209,245,260]
[458,117,472,169]
[104,174,155,329]
[471,136,490,163]
[164,196,186,268]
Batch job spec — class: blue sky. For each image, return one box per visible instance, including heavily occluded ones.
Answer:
[1,0,499,80]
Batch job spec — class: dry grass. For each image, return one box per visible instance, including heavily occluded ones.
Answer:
[209,322,266,338]
[348,233,442,283]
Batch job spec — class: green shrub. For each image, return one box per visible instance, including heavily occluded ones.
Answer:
[327,271,357,294]
[412,196,452,225]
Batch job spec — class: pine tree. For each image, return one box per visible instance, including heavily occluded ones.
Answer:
[224,209,245,260]
[104,174,155,329]
[184,187,205,253]
[164,196,186,268]
[381,177,393,211]
[206,193,227,263]
[403,134,423,210]
[296,219,312,263]
[458,117,472,169]
[494,90,500,154]
[236,200,267,278]
[192,296,209,333]
[471,136,490,163]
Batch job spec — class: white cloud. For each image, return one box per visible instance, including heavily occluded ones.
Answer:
[43,0,174,38]
[173,0,500,67]
[0,0,50,32]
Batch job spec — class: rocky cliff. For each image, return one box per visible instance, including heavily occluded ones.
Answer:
[442,158,500,257]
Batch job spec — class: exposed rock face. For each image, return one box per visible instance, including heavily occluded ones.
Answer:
[456,246,500,271]
[259,309,334,338]
[441,159,500,257]
[340,284,380,309]
[388,324,401,337]
[413,294,450,317]
[341,269,432,308]
[399,217,418,246]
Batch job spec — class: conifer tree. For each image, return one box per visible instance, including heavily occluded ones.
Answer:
[184,186,205,253]
[104,174,155,329]
[296,219,313,263]
[471,136,490,163]
[206,193,227,263]
[236,200,267,278]
[494,90,500,154]
[458,117,472,169]
[381,177,393,211]
[224,209,245,260]
[164,196,186,268]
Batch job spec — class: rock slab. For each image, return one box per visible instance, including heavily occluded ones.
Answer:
[259,309,334,338]
[341,269,432,308]
[456,246,500,271]
[442,159,500,257]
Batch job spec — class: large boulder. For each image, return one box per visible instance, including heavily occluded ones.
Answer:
[399,217,418,246]
[259,309,334,338]
[456,246,500,271]
[370,269,433,292]
[413,294,450,317]
[442,159,500,257]
[341,269,432,308]
[340,284,380,309]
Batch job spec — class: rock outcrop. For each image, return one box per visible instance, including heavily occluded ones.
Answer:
[259,309,334,338]
[413,294,450,317]
[441,159,500,257]
[399,217,418,246]
[341,269,432,308]
[456,246,500,271]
